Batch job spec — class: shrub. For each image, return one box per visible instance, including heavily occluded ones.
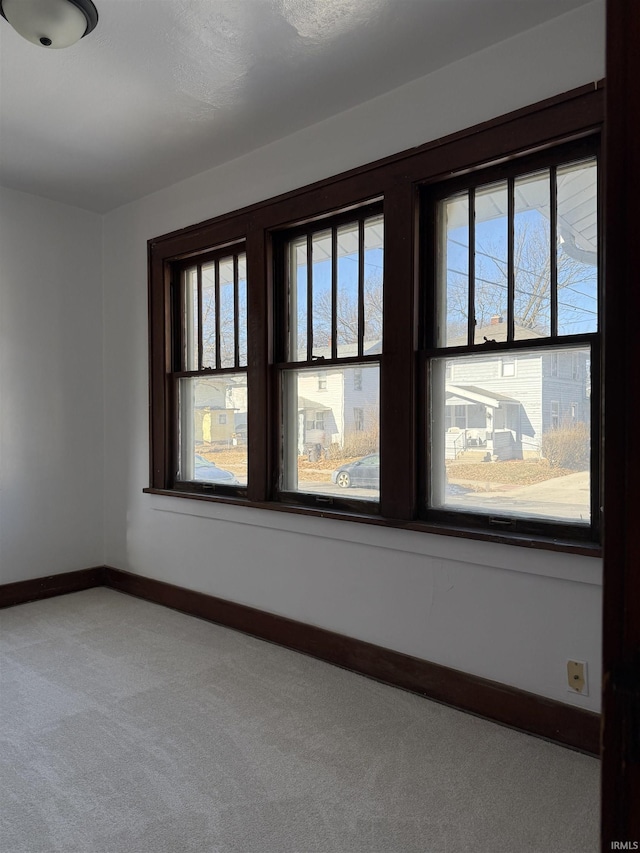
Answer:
[541,422,590,470]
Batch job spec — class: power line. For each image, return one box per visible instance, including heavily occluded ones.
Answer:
[446,267,598,317]
[447,236,597,301]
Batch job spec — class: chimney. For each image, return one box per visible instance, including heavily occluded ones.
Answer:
[490,314,504,325]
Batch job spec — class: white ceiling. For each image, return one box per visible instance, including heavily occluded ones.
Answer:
[0,0,593,213]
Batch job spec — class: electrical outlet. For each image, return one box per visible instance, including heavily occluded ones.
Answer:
[567,660,588,695]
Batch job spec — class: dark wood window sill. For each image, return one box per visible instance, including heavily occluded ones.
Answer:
[143,487,602,558]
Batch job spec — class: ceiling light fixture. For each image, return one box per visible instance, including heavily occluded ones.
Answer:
[0,0,98,49]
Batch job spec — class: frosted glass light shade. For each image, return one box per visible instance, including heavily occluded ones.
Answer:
[0,0,98,48]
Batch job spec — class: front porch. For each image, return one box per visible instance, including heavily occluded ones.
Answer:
[445,427,522,461]
[445,384,524,461]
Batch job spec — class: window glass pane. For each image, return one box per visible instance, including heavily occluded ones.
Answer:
[501,357,516,377]
[437,193,469,346]
[202,261,217,369]
[219,257,236,368]
[311,230,332,358]
[282,363,380,501]
[182,266,199,370]
[514,170,551,338]
[474,182,508,343]
[177,374,248,486]
[336,222,359,356]
[430,346,591,525]
[288,213,383,362]
[364,214,384,352]
[289,237,307,360]
[557,158,598,334]
[238,253,248,366]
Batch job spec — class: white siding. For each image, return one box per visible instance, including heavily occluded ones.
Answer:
[343,366,379,441]
[297,369,344,445]
[541,351,591,432]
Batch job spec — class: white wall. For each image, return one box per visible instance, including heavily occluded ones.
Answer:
[0,187,104,582]
[102,1,604,709]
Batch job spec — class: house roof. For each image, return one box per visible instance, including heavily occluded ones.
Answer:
[447,322,545,348]
[194,376,245,409]
[446,385,520,408]
[297,340,382,360]
[297,396,332,412]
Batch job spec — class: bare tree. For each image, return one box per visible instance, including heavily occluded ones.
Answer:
[311,274,383,348]
[446,219,597,336]
[201,286,247,368]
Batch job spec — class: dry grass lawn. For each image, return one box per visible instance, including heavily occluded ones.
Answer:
[201,447,579,488]
[447,459,576,489]
[199,446,359,482]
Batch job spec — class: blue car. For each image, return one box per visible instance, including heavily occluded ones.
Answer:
[194,455,238,485]
[331,453,379,489]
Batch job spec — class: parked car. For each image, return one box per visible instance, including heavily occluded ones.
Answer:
[194,455,238,485]
[331,453,379,489]
[329,454,472,496]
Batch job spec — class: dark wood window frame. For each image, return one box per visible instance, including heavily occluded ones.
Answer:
[146,81,603,557]
[420,136,601,543]
[163,242,249,498]
[272,203,384,513]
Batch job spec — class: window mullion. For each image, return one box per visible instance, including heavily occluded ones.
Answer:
[380,181,417,519]
[246,230,271,503]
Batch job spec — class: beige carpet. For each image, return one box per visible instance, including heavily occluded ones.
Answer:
[0,588,599,853]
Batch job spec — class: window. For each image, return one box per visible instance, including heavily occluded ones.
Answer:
[445,405,467,431]
[501,358,516,377]
[147,85,602,551]
[170,247,248,492]
[572,353,581,381]
[277,206,383,505]
[425,139,598,537]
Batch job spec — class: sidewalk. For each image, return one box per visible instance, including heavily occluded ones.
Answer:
[447,470,591,522]
[477,470,590,503]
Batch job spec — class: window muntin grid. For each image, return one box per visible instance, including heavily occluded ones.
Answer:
[181,251,247,372]
[436,157,598,348]
[287,213,384,362]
